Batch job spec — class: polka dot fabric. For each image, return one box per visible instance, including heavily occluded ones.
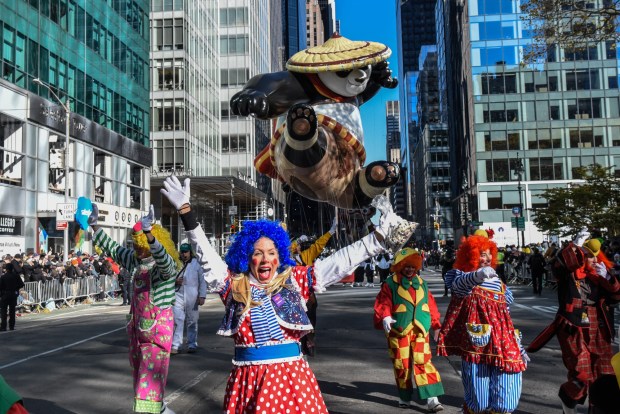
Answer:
[223,359,328,413]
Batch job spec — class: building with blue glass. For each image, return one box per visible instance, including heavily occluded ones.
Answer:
[439,0,620,246]
[0,0,152,256]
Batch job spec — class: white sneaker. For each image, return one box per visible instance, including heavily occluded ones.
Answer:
[561,400,575,414]
[398,399,410,408]
[427,397,444,412]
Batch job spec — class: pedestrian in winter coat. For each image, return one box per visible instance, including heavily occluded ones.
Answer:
[0,260,25,331]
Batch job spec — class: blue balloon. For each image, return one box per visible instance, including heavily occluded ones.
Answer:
[75,197,93,230]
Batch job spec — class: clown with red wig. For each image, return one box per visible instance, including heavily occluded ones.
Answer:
[527,228,620,414]
[373,248,445,411]
[437,229,527,414]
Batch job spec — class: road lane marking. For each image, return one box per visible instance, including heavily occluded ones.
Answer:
[0,327,125,370]
[165,370,212,404]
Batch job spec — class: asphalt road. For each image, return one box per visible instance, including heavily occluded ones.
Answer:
[1,269,616,414]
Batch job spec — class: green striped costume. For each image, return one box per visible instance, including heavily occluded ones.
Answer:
[92,229,177,308]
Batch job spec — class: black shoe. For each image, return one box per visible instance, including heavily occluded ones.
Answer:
[9,328,14,331]
[187,347,197,354]
[0,328,6,331]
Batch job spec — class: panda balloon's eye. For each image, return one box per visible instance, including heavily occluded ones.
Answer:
[336,70,352,78]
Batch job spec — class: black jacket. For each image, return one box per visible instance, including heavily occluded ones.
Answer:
[0,264,25,302]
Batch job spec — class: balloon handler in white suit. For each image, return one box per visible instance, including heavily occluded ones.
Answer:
[171,242,207,354]
[159,175,417,413]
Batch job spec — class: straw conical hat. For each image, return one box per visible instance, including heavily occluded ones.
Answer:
[286,33,391,73]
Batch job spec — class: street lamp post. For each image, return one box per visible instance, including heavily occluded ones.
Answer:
[461,172,469,236]
[515,153,526,248]
[33,78,71,265]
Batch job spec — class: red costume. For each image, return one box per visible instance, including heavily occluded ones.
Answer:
[528,241,620,411]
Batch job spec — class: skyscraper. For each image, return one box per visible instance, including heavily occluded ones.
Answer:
[0,0,152,255]
[440,0,620,246]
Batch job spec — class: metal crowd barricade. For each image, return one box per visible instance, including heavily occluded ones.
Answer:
[17,276,122,313]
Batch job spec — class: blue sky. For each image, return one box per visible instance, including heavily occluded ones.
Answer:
[337,0,399,163]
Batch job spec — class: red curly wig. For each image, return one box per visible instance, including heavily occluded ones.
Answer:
[453,235,498,272]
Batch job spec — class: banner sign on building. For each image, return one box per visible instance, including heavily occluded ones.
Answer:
[0,215,22,236]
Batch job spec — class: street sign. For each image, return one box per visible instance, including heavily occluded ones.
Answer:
[471,221,484,226]
[228,205,237,216]
[511,217,525,229]
[56,203,76,221]
[56,221,68,230]
[512,206,521,216]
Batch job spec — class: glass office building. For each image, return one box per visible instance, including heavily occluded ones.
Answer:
[467,0,620,245]
[0,0,152,255]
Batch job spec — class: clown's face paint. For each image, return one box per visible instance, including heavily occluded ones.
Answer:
[317,65,371,97]
[250,237,280,283]
[479,249,492,268]
[400,264,417,278]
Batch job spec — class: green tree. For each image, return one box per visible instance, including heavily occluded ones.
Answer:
[520,0,619,63]
[532,165,620,237]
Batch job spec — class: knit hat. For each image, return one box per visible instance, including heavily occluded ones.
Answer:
[286,33,391,73]
[390,248,423,273]
[582,239,601,257]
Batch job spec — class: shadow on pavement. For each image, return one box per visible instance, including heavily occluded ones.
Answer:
[22,398,78,414]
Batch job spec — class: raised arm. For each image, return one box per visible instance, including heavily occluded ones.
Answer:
[90,204,138,271]
[160,176,229,291]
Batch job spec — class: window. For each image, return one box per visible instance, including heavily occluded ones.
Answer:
[221,68,249,87]
[220,35,249,55]
[220,7,249,26]
[0,114,24,188]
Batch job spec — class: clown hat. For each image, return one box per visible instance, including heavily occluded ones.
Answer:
[390,248,422,273]
[286,33,391,73]
[582,239,601,256]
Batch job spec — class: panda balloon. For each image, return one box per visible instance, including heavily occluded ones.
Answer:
[230,33,400,210]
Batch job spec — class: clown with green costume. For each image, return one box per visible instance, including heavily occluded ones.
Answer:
[373,248,444,411]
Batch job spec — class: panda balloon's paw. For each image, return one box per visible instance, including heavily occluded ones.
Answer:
[287,103,317,141]
[365,161,400,187]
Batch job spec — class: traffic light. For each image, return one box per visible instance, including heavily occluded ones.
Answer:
[434,222,440,230]
[230,219,238,233]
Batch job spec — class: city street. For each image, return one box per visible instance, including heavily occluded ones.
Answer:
[1,269,614,414]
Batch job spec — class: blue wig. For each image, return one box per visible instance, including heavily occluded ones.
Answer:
[225,219,295,274]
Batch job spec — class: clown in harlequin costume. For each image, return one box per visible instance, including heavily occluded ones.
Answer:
[437,230,528,414]
[89,205,179,414]
[527,228,620,414]
[373,248,444,411]
[230,33,400,210]
[160,176,417,413]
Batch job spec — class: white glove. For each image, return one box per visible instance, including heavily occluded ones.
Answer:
[595,263,609,280]
[297,235,308,243]
[382,316,396,334]
[573,227,590,247]
[475,266,497,281]
[160,176,191,210]
[522,351,531,368]
[329,217,338,235]
[141,205,155,232]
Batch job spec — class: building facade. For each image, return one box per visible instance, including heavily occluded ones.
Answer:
[441,0,620,246]
[0,0,152,256]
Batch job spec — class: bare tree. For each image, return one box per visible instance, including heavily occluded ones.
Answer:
[520,0,620,63]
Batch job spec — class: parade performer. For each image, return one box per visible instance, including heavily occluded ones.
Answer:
[373,248,444,411]
[230,33,400,209]
[89,205,179,414]
[527,229,620,414]
[160,175,417,413]
[171,242,207,354]
[292,218,338,356]
[437,230,527,414]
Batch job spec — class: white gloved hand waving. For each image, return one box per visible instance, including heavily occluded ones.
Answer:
[382,316,396,334]
[160,176,191,210]
[475,266,497,282]
[141,205,155,232]
[573,227,590,247]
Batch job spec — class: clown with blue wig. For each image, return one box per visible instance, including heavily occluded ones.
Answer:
[160,175,416,413]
